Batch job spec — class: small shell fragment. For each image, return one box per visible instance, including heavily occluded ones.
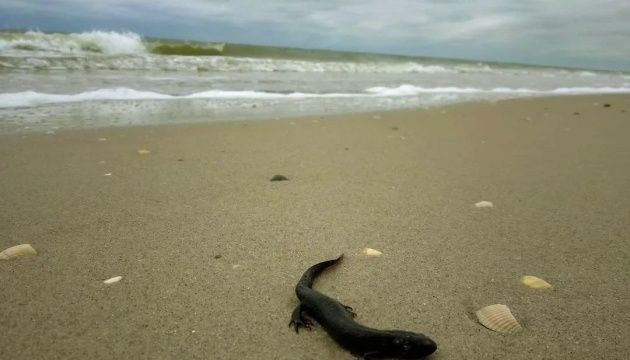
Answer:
[0,244,37,260]
[137,149,151,155]
[103,276,123,284]
[363,248,383,256]
[476,304,522,333]
[521,275,552,289]
[475,201,494,208]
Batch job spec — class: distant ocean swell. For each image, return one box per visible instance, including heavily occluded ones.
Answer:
[0,30,610,76]
[2,86,630,109]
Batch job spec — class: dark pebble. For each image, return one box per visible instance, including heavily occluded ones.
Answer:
[573,112,580,115]
[603,104,611,107]
[214,254,222,259]
[391,126,399,131]
[344,147,349,151]
[177,158,184,162]
[270,175,289,181]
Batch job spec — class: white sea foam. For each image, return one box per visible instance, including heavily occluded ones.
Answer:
[365,84,630,97]
[0,88,171,108]
[0,88,361,108]
[2,85,630,109]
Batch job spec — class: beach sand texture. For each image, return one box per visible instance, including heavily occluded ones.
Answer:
[1,95,629,359]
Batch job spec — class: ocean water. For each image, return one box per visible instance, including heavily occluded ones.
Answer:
[1,30,629,134]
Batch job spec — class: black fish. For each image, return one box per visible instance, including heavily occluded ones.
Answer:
[290,255,437,359]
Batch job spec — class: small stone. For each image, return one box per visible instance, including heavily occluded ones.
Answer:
[214,254,222,259]
[573,112,580,115]
[270,175,289,181]
[177,158,184,162]
[603,104,611,107]
[391,126,398,131]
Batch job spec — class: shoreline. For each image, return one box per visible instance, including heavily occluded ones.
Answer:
[1,94,629,359]
[2,93,629,137]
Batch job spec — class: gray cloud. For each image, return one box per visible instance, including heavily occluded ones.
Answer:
[1,0,629,70]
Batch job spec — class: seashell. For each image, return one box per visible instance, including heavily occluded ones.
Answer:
[363,248,383,256]
[521,275,552,289]
[103,276,123,284]
[0,244,37,260]
[476,304,522,333]
[137,149,151,155]
[475,201,494,208]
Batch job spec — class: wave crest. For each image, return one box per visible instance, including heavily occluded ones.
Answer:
[0,31,147,56]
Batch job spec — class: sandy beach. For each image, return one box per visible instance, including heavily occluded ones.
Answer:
[1,95,629,359]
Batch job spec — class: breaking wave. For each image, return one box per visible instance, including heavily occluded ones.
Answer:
[0,30,146,56]
[0,31,557,74]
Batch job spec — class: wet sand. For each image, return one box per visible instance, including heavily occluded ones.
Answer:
[1,95,629,359]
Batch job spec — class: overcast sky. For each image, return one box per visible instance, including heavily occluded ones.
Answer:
[1,0,629,70]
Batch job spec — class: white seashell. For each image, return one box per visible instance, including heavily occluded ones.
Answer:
[104,173,112,176]
[103,276,123,284]
[521,275,552,289]
[476,304,522,333]
[363,248,383,256]
[0,244,37,260]
[475,201,494,208]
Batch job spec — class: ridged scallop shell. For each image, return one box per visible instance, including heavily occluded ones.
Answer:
[521,275,552,289]
[476,304,522,333]
[0,244,37,260]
